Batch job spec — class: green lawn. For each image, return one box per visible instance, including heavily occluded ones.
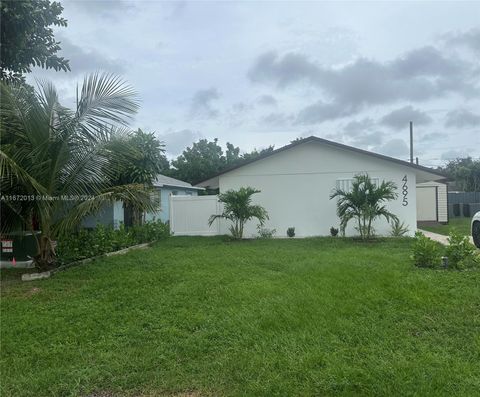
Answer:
[420,217,472,236]
[2,237,479,397]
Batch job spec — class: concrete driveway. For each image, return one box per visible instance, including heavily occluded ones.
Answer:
[418,229,475,246]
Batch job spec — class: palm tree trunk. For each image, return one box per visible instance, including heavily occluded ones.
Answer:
[35,234,56,270]
[357,217,363,238]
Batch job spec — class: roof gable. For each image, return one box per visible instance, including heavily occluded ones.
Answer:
[196,136,447,187]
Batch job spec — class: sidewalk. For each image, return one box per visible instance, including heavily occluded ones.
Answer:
[418,229,475,246]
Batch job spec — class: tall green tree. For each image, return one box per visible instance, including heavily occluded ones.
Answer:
[330,174,398,239]
[208,187,268,239]
[240,145,275,162]
[170,139,275,185]
[0,0,70,82]
[107,129,169,186]
[106,128,168,225]
[0,73,155,269]
[170,138,226,184]
[440,157,480,192]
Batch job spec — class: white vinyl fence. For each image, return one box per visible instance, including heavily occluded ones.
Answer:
[169,195,223,236]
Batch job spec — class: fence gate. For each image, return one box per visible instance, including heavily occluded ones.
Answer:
[169,195,222,236]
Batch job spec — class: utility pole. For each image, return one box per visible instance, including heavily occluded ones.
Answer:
[409,121,414,163]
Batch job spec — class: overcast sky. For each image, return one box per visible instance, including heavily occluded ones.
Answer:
[28,0,480,166]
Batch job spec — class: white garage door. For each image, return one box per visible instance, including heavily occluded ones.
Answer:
[169,195,222,236]
[416,186,437,221]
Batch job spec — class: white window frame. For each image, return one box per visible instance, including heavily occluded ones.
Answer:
[150,189,161,211]
[336,177,380,192]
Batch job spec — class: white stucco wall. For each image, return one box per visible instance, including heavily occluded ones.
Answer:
[218,141,418,238]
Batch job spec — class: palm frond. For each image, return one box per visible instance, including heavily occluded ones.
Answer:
[74,72,139,141]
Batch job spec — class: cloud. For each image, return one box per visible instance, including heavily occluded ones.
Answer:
[442,29,480,54]
[56,34,127,75]
[373,139,410,158]
[390,46,463,78]
[227,102,253,127]
[445,108,480,128]
[231,102,250,113]
[189,88,220,119]
[342,118,384,146]
[295,101,356,124]
[380,106,432,130]
[419,132,447,142]
[157,129,202,156]
[441,149,471,160]
[257,94,278,106]
[248,46,476,123]
[343,118,376,135]
[64,0,136,19]
[351,131,385,146]
[248,51,321,88]
[166,1,187,20]
[260,112,294,126]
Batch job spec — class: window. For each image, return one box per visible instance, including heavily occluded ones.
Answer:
[336,177,379,192]
[150,189,161,210]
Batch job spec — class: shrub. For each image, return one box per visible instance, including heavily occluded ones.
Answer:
[412,232,442,268]
[257,225,276,239]
[131,220,170,244]
[56,221,170,265]
[445,230,480,270]
[208,187,268,239]
[287,227,295,238]
[390,219,409,237]
[330,227,339,237]
[330,173,398,239]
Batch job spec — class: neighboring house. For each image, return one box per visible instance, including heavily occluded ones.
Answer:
[196,136,446,237]
[82,174,204,229]
[416,181,448,224]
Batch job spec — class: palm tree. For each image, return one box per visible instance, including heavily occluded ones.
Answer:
[0,73,156,269]
[330,174,398,239]
[208,187,268,239]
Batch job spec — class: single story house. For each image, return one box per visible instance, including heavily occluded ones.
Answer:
[416,181,448,224]
[82,174,204,229]
[196,136,446,237]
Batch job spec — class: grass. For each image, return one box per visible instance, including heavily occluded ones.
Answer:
[420,218,472,236]
[1,236,479,397]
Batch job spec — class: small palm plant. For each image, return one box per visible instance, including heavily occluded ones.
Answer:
[208,187,268,239]
[330,174,398,239]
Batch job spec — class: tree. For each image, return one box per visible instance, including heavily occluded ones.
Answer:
[0,73,156,269]
[208,187,268,239]
[1,0,70,82]
[170,138,227,184]
[107,129,169,186]
[106,128,168,225]
[240,146,275,162]
[170,139,275,185]
[225,142,241,165]
[330,174,398,239]
[440,157,480,192]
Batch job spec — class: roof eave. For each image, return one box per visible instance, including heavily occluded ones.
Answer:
[195,136,447,185]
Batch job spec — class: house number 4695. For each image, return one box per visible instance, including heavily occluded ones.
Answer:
[402,175,408,206]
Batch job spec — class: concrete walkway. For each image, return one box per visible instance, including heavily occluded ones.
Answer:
[418,229,475,246]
